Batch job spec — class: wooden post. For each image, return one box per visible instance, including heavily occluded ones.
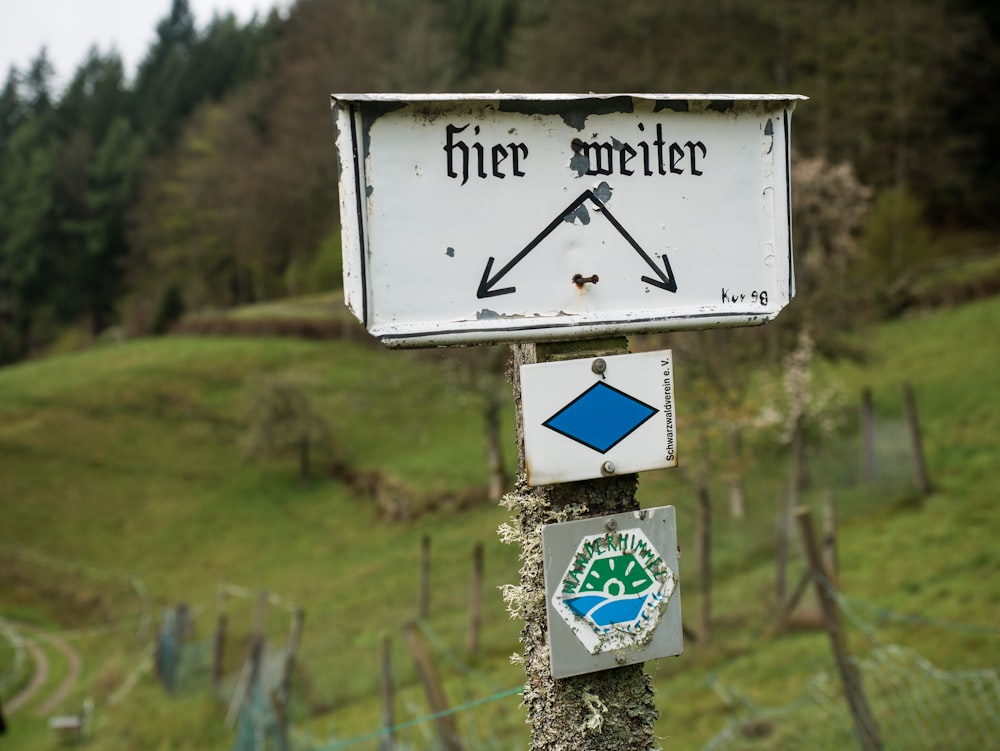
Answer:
[791,412,809,493]
[775,484,791,605]
[168,603,190,694]
[796,508,883,751]
[247,638,265,750]
[419,535,431,620]
[484,348,508,501]
[696,474,712,645]
[278,608,305,701]
[860,388,876,483]
[467,542,483,657]
[246,590,267,730]
[822,489,838,586]
[213,585,228,691]
[403,621,463,751]
[728,429,746,519]
[901,382,932,495]
[274,607,305,751]
[174,603,190,645]
[379,635,396,751]
[213,612,227,690]
[507,339,658,751]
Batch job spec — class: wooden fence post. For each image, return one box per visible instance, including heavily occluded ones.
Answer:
[822,489,838,586]
[274,607,305,751]
[791,412,809,494]
[860,388,876,483]
[467,543,483,658]
[902,382,932,495]
[419,536,431,620]
[775,484,790,606]
[279,608,305,700]
[213,585,228,691]
[213,612,227,691]
[507,339,659,751]
[403,621,463,751]
[696,471,712,645]
[241,596,266,750]
[796,508,883,751]
[379,635,396,751]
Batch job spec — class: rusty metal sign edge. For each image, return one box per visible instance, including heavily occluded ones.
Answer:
[332,92,808,104]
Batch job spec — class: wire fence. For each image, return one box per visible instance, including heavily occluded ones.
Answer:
[6,540,997,750]
[159,610,527,751]
[703,586,1000,751]
[0,543,155,717]
[2,381,992,750]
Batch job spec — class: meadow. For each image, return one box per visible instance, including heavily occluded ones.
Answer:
[0,293,997,750]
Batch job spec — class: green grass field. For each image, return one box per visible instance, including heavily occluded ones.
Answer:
[1,295,997,750]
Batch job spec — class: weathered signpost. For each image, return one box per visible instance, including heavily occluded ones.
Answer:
[332,93,803,749]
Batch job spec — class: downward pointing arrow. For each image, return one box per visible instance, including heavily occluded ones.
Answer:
[641,254,678,293]
[475,190,680,300]
[477,257,516,298]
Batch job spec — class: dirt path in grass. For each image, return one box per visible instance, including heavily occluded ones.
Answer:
[4,629,83,717]
[34,632,82,715]
[5,636,47,714]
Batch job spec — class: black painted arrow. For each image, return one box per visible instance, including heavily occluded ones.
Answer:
[476,189,678,299]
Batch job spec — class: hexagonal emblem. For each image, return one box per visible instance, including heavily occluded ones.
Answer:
[552,527,676,655]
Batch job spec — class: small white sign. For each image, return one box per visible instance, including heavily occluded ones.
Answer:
[332,93,804,347]
[520,349,676,486]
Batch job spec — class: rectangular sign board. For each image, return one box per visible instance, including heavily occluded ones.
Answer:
[520,349,676,486]
[332,93,804,348]
[542,505,682,678]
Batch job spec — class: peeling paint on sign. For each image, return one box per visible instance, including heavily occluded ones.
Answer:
[331,93,806,348]
[542,505,683,678]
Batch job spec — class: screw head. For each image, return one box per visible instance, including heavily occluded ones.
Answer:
[605,518,618,532]
[591,358,607,376]
[614,653,627,665]
[601,460,616,476]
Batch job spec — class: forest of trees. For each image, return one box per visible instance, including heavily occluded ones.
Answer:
[0,0,997,362]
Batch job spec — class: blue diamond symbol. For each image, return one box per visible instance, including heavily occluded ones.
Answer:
[543,382,658,454]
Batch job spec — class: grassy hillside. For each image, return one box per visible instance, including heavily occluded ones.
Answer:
[1,296,998,750]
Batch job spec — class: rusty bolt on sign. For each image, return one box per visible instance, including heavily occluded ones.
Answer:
[573,273,599,287]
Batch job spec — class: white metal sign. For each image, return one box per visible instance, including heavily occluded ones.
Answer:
[332,93,803,347]
[542,506,682,678]
[520,349,676,486]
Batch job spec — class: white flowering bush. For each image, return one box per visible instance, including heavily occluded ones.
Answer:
[753,329,847,447]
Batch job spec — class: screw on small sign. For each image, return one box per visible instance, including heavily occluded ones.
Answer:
[552,528,675,654]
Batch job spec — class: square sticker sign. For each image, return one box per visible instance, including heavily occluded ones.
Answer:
[520,349,677,486]
[542,505,683,679]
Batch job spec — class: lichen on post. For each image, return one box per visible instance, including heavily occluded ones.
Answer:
[501,340,661,751]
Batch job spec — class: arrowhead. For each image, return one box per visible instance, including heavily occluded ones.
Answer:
[477,257,516,299]
[641,254,678,293]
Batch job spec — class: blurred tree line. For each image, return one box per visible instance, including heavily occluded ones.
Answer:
[0,0,997,362]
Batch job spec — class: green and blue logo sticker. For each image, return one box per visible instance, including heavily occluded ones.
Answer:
[552,527,676,654]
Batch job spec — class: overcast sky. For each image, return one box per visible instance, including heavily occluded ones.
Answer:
[0,0,284,91]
